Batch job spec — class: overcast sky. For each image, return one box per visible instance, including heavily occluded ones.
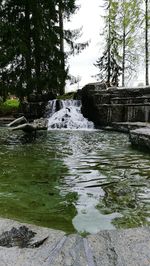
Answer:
[66,0,103,92]
[65,0,145,92]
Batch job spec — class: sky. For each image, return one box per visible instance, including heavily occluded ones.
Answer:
[65,0,145,92]
[65,0,103,92]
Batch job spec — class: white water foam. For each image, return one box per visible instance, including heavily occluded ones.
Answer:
[47,100,94,130]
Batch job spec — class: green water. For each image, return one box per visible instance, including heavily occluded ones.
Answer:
[0,127,150,234]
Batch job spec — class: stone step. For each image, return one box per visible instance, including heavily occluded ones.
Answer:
[112,122,150,133]
[130,127,150,150]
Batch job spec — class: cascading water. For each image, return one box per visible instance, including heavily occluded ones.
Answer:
[47,99,94,130]
[45,99,57,118]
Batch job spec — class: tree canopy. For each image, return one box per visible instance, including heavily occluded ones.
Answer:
[95,0,149,87]
[0,0,87,99]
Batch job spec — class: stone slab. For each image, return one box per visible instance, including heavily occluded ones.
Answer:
[81,84,150,126]
[0,218,150,265]
[87,227,150,266]
[130,127,150,150]
[111,122,150,133]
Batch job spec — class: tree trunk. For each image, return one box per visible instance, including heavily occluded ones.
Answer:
[122,22,125,87]
[122,0,126,87]
[32,1,41,92]
[59,1,65,95]
[145,0,149,85]
[107,3,111,86]
[25,0,32,96]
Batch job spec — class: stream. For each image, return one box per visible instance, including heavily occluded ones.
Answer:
[0,127,150,234]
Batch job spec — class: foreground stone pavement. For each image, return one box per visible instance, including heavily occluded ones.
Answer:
[0,218,150,266]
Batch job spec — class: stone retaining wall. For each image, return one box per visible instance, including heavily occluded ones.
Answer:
[81,83,150,126]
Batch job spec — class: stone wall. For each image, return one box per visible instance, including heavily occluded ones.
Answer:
[20,92,55,120]
[81,82,150,127]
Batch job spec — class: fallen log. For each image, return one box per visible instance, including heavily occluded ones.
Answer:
[11,123,37,132]
[8,117,48,132]
[8,116,27,127]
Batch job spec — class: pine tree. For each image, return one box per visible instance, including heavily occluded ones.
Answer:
[0,0,83,98]
[145,0,149,85]
[95,0,122,86]
[57,0,88,95]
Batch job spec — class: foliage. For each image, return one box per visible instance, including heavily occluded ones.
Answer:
[0,99,20,116]
[117,0,141,86]
[144,0,149,85]
[0,0,86,98]
[95,0,142,86]
[95,0,122,86]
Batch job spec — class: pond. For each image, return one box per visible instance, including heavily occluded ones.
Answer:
[0,127,150,234]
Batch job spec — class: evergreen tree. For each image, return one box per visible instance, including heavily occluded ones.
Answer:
[95,0,122,87]
[144,0,149,85]
[57,0,88,95]
[0,0,84,98]
[0,0,59,98]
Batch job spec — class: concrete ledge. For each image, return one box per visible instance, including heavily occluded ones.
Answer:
[0,218,150,265]
[81,84,150,126]
[112,122,150,133]
[130,127,150,150]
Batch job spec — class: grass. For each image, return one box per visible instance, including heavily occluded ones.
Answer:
[4,99,20,108]
[0,98,20,116]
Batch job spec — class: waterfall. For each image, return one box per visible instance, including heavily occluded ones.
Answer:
[45,99,57,118]
[47,99,94,130]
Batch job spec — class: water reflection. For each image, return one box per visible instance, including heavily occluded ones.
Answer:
[56,131,150,233]
[0,127,150,233]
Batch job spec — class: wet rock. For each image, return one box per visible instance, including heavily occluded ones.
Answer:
[0,218,150,265]
[130,127,150,150]
[0,226,48,248]
[20,101,47,120]
[32,118,48,129]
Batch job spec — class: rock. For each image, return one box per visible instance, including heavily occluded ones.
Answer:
[32,118,48,129]
[20,101,47,120]
[19,92,56,120]
[111,122,150,133]
[0,226,36,248]
[81,83,150,127]
[0,225,48,249]
[0,218,150,265]
[129,127,150,150]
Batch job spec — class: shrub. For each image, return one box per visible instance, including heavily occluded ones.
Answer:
[0,99,20,116]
